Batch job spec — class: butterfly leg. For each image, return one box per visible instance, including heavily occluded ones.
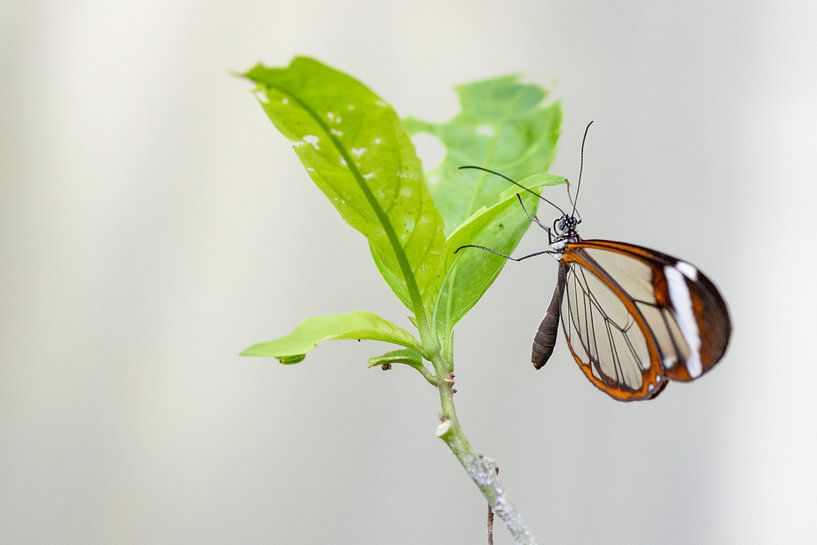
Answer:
[454,245,553,262]
[516,194,553,241]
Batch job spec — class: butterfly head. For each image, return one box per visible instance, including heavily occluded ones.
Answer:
[554,214,581,241]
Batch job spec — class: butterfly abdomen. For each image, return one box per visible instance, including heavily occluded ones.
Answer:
[532,266,568,369]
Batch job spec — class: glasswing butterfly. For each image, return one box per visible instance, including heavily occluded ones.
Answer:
[457,122,731,401]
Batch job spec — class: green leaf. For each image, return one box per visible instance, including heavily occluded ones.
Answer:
[405,76,563,346]
[367,348,424,368]
[241,312,421,363]
[244,57,445,321]
[405,75,562,235]
[433,175,566,341]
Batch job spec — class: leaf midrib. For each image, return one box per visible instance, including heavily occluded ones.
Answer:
[261,80,429,328]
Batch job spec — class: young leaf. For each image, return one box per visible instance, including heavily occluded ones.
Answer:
[405,76,562,235]
[241,312,421,363]
[367,348,424,368]
[433,175,566,341]
[244,57,445,320]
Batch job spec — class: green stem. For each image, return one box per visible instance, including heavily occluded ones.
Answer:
[430,354,540,545]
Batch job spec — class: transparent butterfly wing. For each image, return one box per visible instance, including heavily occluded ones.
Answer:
[558,240,730,400]
[560,258,665,400]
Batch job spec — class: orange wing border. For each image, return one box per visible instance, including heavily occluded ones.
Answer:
[563,239,731,395]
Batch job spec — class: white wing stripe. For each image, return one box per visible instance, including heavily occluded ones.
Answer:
[676,261,698,281]
[664,265,702,378]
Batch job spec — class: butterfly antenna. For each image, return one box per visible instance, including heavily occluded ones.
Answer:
[458,165,567,216]
[565,179,575,209]
[571,120,594,217]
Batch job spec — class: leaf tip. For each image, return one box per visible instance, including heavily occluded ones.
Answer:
[277,354,307,364]
[239,345,258,357]
[241,63,268,82]
[239,345,307,364]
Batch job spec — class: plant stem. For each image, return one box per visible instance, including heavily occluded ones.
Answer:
[431,354,540,545]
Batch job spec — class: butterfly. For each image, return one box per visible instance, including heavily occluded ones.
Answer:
[457,122,731,401]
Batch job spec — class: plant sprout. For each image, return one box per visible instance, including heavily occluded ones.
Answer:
[241,57,564,545]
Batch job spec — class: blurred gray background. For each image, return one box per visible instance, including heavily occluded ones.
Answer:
[2,1,816,544]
